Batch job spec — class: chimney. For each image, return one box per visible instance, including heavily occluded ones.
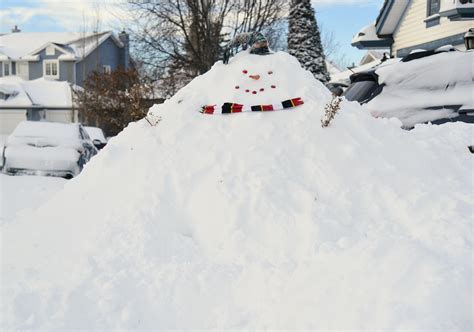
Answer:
[118,30,130,69]
[11,25,21,33]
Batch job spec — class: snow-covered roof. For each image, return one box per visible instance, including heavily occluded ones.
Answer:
[0,31,123,61]
[351,23,393,50]
[352,0,410,50]
[0,76,73,108]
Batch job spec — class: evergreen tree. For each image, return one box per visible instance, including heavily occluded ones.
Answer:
[287,0,330,84]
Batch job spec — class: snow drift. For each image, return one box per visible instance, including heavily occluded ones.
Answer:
[1,51,473,330]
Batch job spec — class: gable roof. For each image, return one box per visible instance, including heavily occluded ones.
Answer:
[0,31,124,61]
[352,0,409,50]
[374,0,410,36]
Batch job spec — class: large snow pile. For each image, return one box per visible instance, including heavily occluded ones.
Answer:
[1,51,473,330]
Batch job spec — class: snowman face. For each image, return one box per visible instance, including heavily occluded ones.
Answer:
[234,68,277,95]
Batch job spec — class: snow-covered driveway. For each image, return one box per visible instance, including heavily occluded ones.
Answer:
[0,174,66,225]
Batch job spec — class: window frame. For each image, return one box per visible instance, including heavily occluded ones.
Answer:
[43,60,59,79]
[426,0,441,27]
[46,45,55,56]
[2,61,12,76]
[427,0,441,16]
[103,65,111,74]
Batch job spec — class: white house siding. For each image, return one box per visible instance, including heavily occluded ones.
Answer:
[45,110,78,123]
[392,0,472,55]
[16,61,29,80]
[0,110,27,136]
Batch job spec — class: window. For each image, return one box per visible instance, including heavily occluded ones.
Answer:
[46,45,55,56]
[428,0,440,16]
[44,60,59,79]
[3,62,11,76]
[103,65,111,74]
[426,0,441,27]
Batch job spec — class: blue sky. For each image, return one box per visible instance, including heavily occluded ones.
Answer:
[316,0,383,66]
[0,0,383,66]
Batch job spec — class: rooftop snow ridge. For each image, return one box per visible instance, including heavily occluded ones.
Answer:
[0,31,119,60]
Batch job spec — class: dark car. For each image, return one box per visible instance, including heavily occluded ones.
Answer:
[2,121,97,179]
[343,47,474,128]
[84,126,108,150]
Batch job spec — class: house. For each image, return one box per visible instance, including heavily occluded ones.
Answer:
[325,60,342,79]
[359,50,390,65]
[352,0,474,57]
[0,27,131,135]
[0,26,131,86]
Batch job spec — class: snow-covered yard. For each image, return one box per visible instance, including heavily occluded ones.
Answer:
[1,51,473,330]
[0,174,66,225]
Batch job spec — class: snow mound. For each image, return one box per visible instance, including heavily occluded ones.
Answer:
[1,51,473,330]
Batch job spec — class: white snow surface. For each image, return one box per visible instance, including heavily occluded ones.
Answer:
[0,76,73,108]
[0,31,118,60]
[365,51,474,127]
[1,51,473,330]
[7,121,82,149]
[84,126,107,143]
[0,174,66,225]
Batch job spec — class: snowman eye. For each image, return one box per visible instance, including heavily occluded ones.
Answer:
[242,70,248,74]
[268,71,273,75]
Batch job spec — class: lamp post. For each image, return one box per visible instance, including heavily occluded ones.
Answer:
[464,28,474,50]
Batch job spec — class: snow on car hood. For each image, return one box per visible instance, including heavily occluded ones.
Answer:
[6,121,83,150]
[4,145,80,173]
[6,136,83,150]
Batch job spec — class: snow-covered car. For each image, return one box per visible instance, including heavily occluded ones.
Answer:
[84,126,107,150]
[343,47,474,128]
[2,121,97,179]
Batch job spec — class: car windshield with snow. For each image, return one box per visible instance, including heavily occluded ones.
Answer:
[2,121,97,179]
[343,47,474,128]
[84,126,108,150]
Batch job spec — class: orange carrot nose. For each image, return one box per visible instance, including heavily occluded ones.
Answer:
[249,75,260,80]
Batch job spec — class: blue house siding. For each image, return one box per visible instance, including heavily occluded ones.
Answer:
[41,48,63,60]
[28,48,65,80]
[75,37,122,87]
[28,62,43,80]
[59,61,75,84]
[1,34,127,86]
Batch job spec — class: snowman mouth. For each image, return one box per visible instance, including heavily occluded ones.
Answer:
[235,85,277,94]
[237,69,275,94]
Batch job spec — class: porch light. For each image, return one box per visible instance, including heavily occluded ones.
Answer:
[464,28,474,50]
